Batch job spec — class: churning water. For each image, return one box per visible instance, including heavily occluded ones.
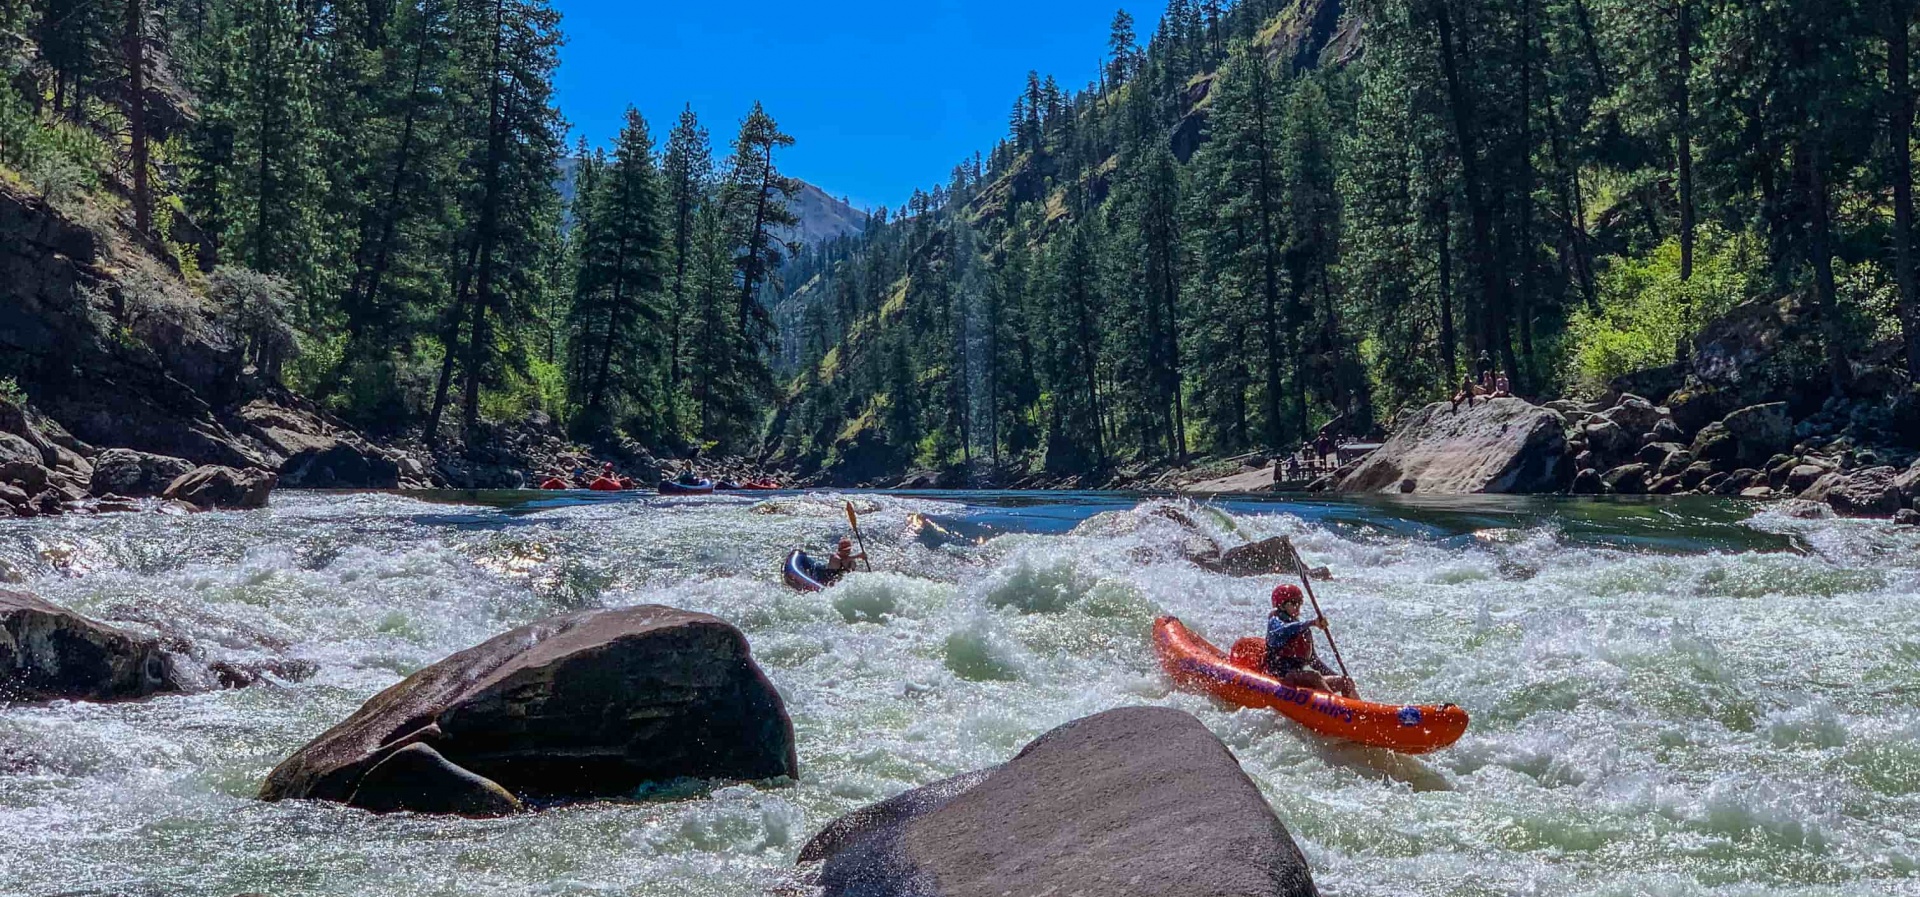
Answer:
[1,490,1917,897]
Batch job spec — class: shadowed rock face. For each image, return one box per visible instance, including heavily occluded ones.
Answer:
[796,706,1318,897]
[260,605,797,811]
[1339,398,1568,494]
[0,589,178,703]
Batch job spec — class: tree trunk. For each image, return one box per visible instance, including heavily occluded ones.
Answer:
[1435,197,1458,384]
[1801,139,1850,396]
[1516,0,1537,388]
[459,0,512,438]
[1891,0,1920,381]
[354,10,431,335]
[125,0,151,236]
[1677,0,1696,281]
[1431,0,1510,387]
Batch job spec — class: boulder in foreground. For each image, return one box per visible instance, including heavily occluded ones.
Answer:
[260,605,796,815]
[1339,398,1567,494]
[796,706,1317,897]
[0,589,178,702]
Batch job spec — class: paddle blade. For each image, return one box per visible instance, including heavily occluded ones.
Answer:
[845,501,858,530]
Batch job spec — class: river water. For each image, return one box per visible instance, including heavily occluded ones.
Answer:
[1,490,1916,897]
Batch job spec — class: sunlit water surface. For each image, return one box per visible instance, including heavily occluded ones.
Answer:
[1,490,1917,896]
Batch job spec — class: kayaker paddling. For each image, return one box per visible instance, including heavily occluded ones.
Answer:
[826,537,866,575]
[1265,584,1359,698]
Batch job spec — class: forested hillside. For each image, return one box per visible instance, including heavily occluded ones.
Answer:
[770,0,1920,485]
[0,0,805,463]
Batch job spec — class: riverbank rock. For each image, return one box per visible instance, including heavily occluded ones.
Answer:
[88,448,196,497]
[1186,464,1278,494]
[795,706,1316,897]
[1338,398,1567,494]
[162,465,276,510]
[0,589,178,703]
[1823,466,1904,518]
[260,605,796,814]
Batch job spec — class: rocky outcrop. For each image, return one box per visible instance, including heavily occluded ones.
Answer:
[88,448,196,497]
[794,707,1317,897]
[1338,398,1568,494]
[260,605,796,814]
[162,465,277,510]
[0,589,179,703]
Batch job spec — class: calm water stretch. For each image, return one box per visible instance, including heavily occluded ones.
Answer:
[2,490,1917,896]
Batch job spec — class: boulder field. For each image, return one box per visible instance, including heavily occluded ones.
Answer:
[793,706,1318,897]
[259,605,798,816]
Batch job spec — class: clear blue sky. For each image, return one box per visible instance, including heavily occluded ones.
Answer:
[550,0,1167,212]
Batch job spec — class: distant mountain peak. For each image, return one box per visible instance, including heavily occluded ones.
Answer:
[779,181,868,247]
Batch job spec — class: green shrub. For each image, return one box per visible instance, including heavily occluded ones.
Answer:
[1563,227,1760,394]
[0,376,24,406]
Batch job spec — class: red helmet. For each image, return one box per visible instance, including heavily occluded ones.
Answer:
[1271,584,1304,608]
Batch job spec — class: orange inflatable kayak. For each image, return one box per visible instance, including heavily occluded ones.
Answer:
[1152,616,1468,754]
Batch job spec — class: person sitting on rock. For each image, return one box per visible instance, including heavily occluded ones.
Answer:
[1264,584,1359,698]
[1492,371,1512,398]
[1452,375,1480,411]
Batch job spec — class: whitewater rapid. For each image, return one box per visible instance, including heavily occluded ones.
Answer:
[1,491,1916,896]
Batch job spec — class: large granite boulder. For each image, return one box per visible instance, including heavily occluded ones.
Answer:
[279,442,401,490]
[0,589,179,703]
[796,707,1317,897]
[260,605,796,814]
[1721,403,1793,462]
[1825,466,1903,518]
[0,431,49,494]
[88,448,196,497]
[1338,398,1568,494]
[162,465,276,510]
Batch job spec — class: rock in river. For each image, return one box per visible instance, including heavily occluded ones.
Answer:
[162,465,276,510]
[1339,398,1568,494]
[796,706,1317,897]
[88,448,196,498]
[260,605,796,814]
[0,589,179,703]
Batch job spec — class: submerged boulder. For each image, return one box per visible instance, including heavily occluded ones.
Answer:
[0,589,178,703]
[1338,398,1568,494]
[260,605,796,813]
[162,465,276,510]
[796,706,1317,897]
[346,743,522,817]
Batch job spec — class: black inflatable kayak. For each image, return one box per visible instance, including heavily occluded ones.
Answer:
[783,549,843,593]
[658,478,715,495]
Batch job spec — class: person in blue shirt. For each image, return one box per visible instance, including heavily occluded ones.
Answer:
[1265,584,1359,698]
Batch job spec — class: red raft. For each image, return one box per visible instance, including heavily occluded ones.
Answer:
[1152,616,1469,754]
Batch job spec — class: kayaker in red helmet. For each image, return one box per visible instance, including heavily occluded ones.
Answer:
[1265,584,1359,698]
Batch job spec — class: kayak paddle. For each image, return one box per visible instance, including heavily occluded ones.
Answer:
[845,500,874,572]
[1282,536,1351,683]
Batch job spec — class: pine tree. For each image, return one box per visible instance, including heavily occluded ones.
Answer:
[567,109,668,436]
